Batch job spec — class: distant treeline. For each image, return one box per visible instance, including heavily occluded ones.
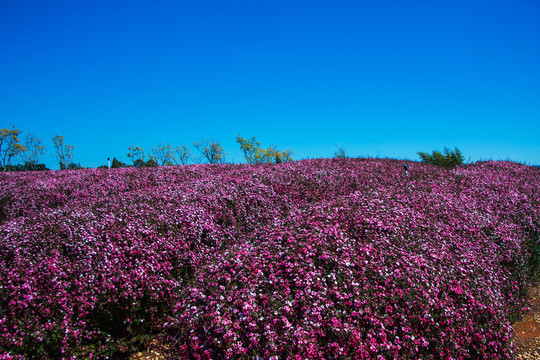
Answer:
[4,124,533,172]
[0,125,295,171]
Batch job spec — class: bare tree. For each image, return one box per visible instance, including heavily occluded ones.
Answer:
[21,133,46,166]
[193,139,225,164]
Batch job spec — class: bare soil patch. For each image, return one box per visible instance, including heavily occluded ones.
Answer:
[129,350,164,360]
[514,286,540,359]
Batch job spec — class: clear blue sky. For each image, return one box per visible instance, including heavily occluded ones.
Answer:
[1,0,539,169]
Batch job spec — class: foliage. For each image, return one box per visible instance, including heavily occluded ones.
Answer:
[236,135,293,164]
[145,157,158,167]
[2,162,49,172]
[236,135,263,164]
[418,147,465,168]
[127,146,145,166]
[111,158,127,169]
[0,125,26,170]
[333,146,347,159]
[66,163,83,170]
[0,160,539,359]
[152,143,174,166]
[193,139,225,164]
[52,135,75,170]
[173,145,191,165]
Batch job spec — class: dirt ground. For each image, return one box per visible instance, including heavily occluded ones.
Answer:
[513,286,540,359]
[129,287,540,360]
[129,350,163,360]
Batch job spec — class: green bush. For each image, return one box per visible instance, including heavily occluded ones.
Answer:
[418,147,464,168]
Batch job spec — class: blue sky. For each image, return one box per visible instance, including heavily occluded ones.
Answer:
[1,0,539,169]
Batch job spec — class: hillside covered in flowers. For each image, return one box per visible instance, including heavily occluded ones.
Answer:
[1,159,539,359]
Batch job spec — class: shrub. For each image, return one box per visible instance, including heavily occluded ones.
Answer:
[0,159,538,359]
[333,146,346,159]
[418,147,465,167]
[111,157,127,169]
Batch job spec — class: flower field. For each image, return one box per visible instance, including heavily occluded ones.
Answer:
[1,159,539,359]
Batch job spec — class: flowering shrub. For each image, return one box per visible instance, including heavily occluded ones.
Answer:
[0,159,539,359]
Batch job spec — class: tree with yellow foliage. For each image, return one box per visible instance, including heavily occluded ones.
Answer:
[152,143,174,166]
[52,135,75,170]
[173,144,191,165]
[236,135,293,164]
[127,146,145,167]
[0,125,26,170]
[193,139,225,164]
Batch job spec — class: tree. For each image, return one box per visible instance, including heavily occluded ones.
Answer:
[173,145,191,165]
[152,143,174,166]
[236,135,264,164]
[66,163,83,170]
[127,147,159,168]
[145,157,158,167]
[20,162,49,171]
[111,157,127,168]
[418,147,464,168]
[193,139,225,164]
[236,135,293,164]
[127,146,145,167]
[0,125,26,170]
[262,145,293,163]
[52,135,74,170]
[334,146,346,159]
[20,133,46,166]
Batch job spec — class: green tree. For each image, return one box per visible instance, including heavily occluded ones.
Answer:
[0,125,26,170]
[133,159,145,168]
[111,158,127,168]
[66,162,83,170]
[236,135,293,164]
[193,139,225,164]
[145,157,158,167]
[418,147,464,168]
[173,145,191,165]
[52,135,75,170]
[22,162,48,171]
